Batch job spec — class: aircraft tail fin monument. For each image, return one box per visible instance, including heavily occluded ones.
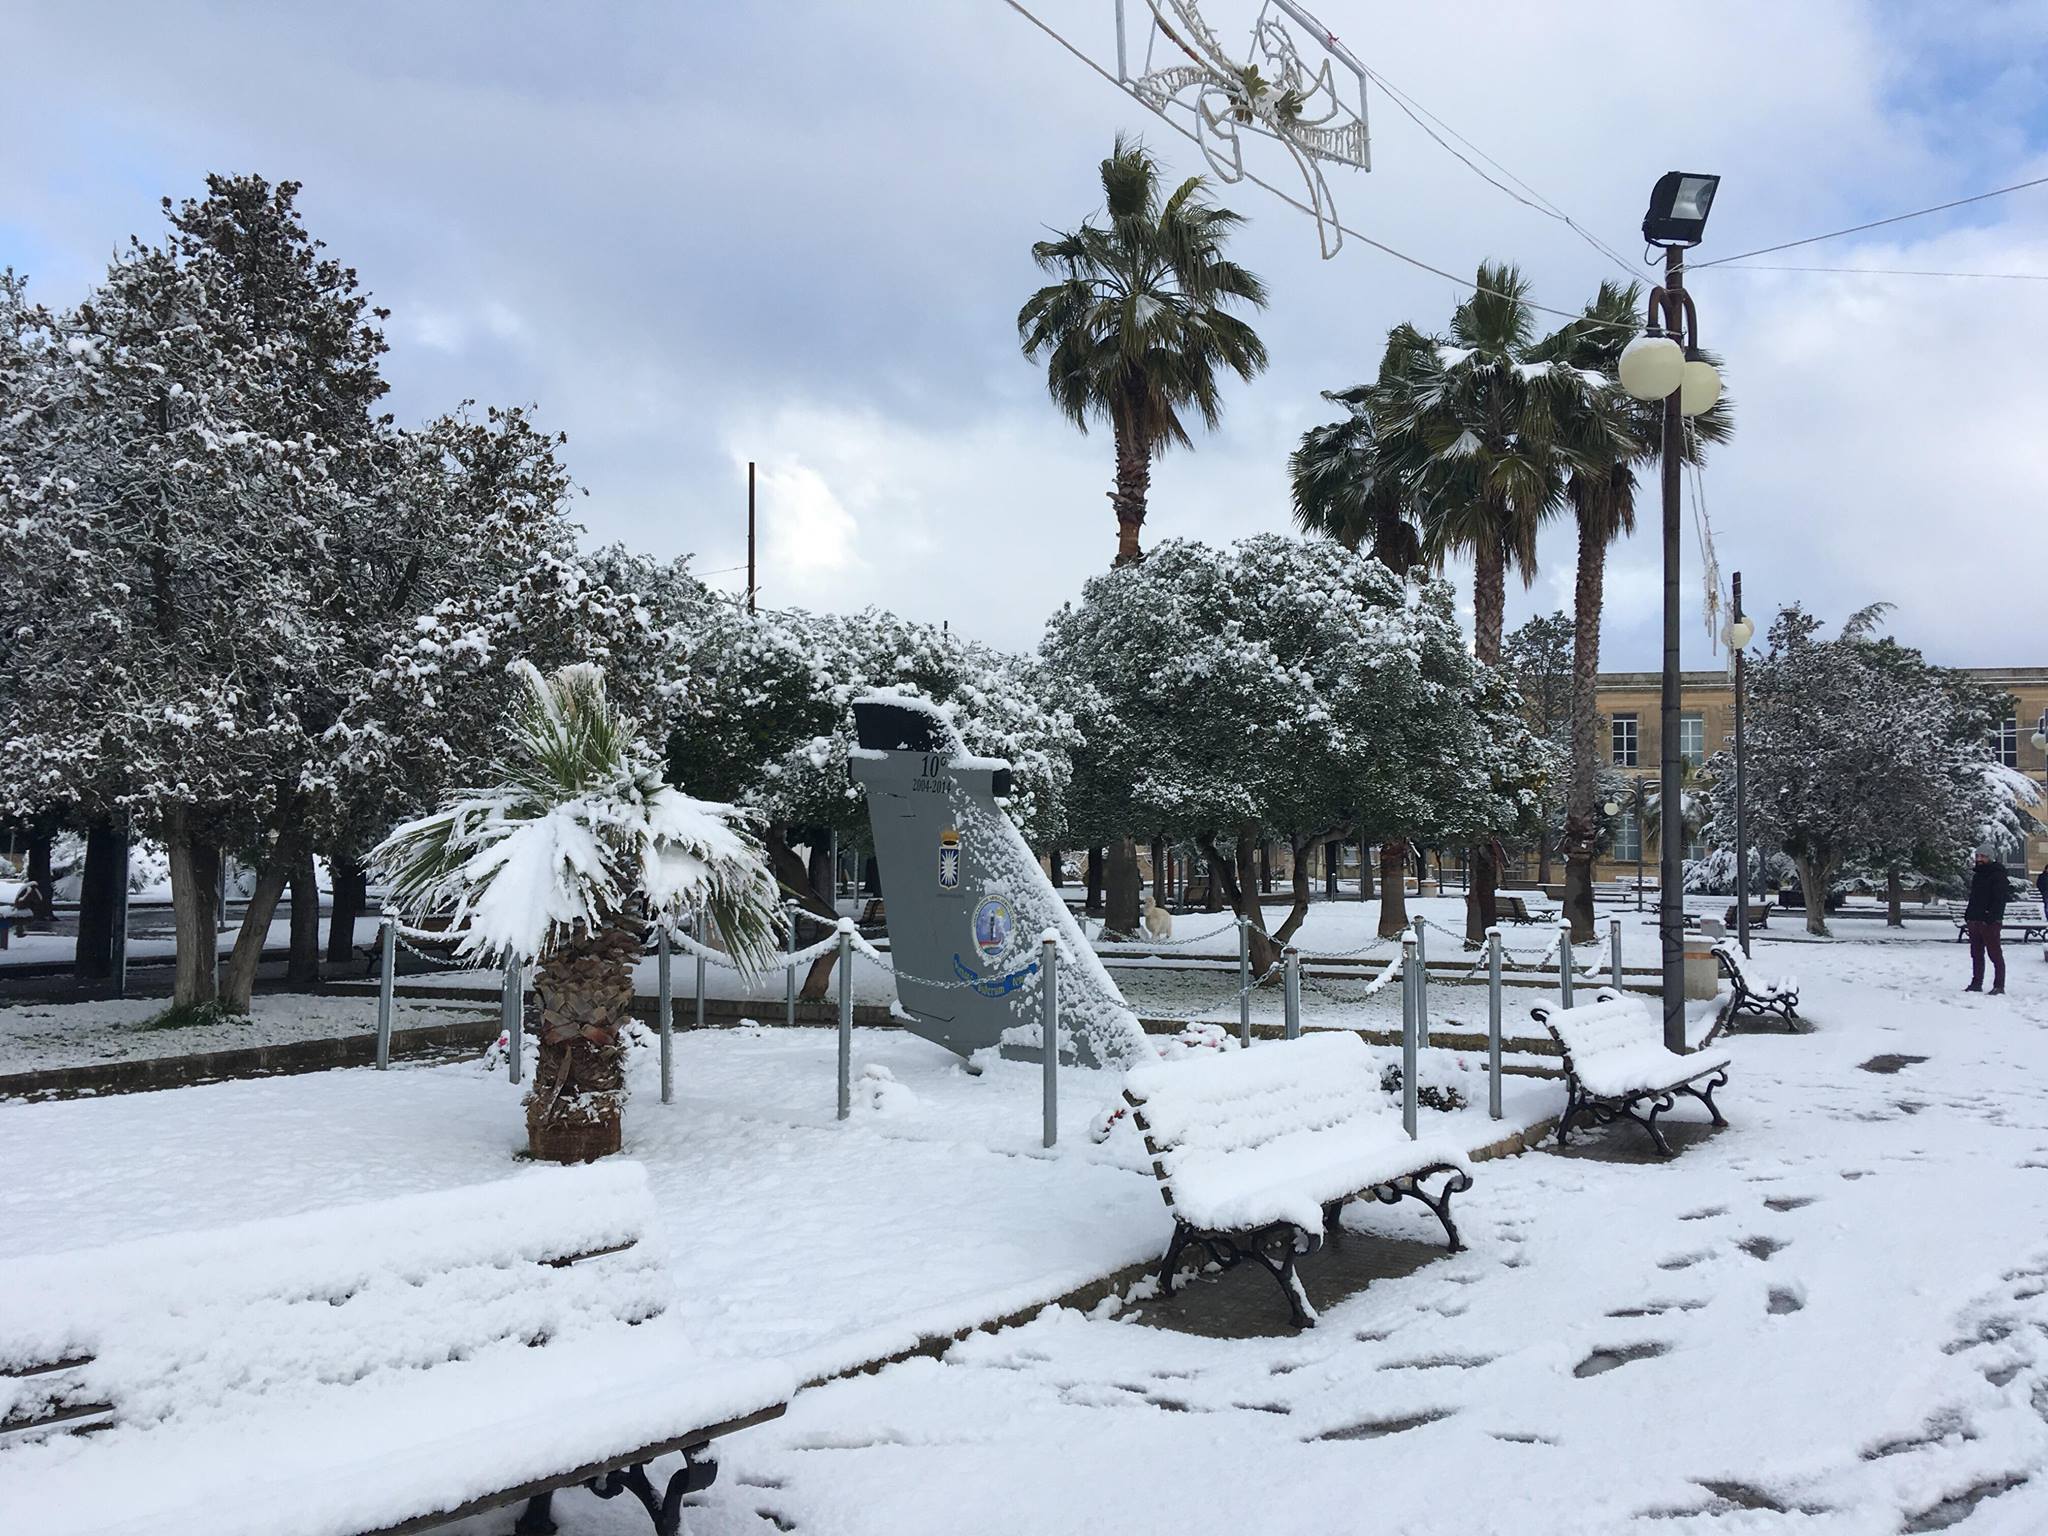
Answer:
[846,692,1150,1068]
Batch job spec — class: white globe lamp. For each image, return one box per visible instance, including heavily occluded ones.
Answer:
[1679,357,1723,417]
[1618,334,1685,401]
[1726,615,1754,651]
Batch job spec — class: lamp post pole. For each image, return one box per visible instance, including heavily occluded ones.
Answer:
[1636,780,1647,914]
[1733,571,1750,957]
[1656,246,1689,1050]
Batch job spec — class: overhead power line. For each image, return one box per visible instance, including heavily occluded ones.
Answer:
[1690,174,2048,270]
[1694,261,2048,283]
[997,0,1638,332]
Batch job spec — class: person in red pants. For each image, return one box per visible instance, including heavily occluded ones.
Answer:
[1964,845,2009,995]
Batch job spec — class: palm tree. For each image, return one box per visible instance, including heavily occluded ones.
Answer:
[1018,133,1269,567]
[1536,282,1734,939]
[1377,265,1617,941]
[1289,377,1424,935]
[374,662,782,1163]
[1288,383,1424,575]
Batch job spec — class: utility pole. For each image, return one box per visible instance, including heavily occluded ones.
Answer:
[746,460,757,615]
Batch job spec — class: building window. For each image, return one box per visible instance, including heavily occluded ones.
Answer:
[1680,713,1705,769]
[1611,714,1639,767]
[1613,811,1641,863]
[1997,716,2019,769]
[1685,832,1710,862]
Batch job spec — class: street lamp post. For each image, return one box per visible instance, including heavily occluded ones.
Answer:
[1727,575,1756,956]
[1621,171,1723,1053]
[1605,785,1649,913]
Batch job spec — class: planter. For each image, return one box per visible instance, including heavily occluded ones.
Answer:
[526,1105,622,1164]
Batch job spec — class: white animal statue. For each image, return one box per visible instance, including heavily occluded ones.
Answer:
[1143,886,1173,942]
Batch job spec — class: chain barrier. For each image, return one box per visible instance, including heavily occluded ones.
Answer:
[383,921,485,972]
[1094,918,1243,952]
[664,925,844,974]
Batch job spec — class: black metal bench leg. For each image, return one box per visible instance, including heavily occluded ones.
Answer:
[585,1452,718,1536]
[514,1493,557,1535]
[1398,1171,1471,1252]
[1158,1221,1191,1297]
[1249,1225,1319,1329]
[1634,1094,1674,1157]
[1555,1082,1582,1146]
[1679,1070,1729,1129]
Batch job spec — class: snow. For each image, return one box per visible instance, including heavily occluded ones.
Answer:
[14,917,2048,1533]
[0,1165,795,1536]
[0,992,485,1076]
[595,932,2048,1536]
[1533,994,1732,1099]
[1124,1033,1471,1233]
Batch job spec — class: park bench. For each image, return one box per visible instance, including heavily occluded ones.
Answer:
[1723,901,1770,931]
[1499,893,1557,925]
[1529,991,1731,1158]
[1710,940,1802,1032]
[1943,900,2048,945]
[1120,1032,1474,1328]
[0,1162,794,1536]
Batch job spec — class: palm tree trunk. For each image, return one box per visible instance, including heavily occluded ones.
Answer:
[1564,510,1607,942]
[1110,415,1151,567]
[528,917,640,1162]
[1885,864,1904,928]
[287,847,322,985]
[326,855,367,965]
[1105,836,1141,938]
[1464,534,1508,943]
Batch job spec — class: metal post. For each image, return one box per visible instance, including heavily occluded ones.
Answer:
[1400,933,1419,1138]
[1283,946,1301,1040]
[1041,932,1059,1148]
[1486,926,1503,1120]
[375,916,395,1071]
[1411,914,1428,1049]
[657,929,674,1104]
[1733,569,1751,958]
[836,921,853,1121]
[1236,914,1251,1047]
[501,954,523,1084]
[694,947,707,1032]
[1609,914,1624,994]
[746,460,757,615]
[508,958,524,1083]
[110,826,130,999]
[784,901,799,1030]
[1659,245,1688,1051]
[1558,917,1576,1009]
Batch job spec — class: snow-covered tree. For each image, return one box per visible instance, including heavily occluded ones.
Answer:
[1703,605,2033,935]
[1042,534,1548,968]
[374,662,779,1162]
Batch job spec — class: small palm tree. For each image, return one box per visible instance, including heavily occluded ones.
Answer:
[1018,133,1269,567]
[374,662,782,1162]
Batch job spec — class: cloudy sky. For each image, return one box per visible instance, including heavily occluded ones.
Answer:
[4,1,2044,667]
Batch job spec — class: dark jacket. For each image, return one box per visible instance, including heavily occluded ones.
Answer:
[1965,860,2010,923]
[2037,866,2048,907]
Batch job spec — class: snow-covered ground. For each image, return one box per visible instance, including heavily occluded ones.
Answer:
[7,925,2034,1533]
[0,993,488,1074]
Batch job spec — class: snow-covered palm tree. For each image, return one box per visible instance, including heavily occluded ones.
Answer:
[373,661,782,1162]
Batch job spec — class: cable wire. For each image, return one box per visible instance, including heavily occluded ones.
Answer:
[1688,174,2048,271]
[1692,261,2048,283]
[997,0,1640,334]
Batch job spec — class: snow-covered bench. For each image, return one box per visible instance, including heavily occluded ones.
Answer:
[1499,893,1556,925]
[1530,991,1731,1158]
[0,1162,793,1536]
[1943,900,2048,944]
[1711,940,1802,1032]
[1120,1032,1474,1328]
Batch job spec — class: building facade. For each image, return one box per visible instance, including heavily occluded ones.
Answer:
[1591,665,2048,884]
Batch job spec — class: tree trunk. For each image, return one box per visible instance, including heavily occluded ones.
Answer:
[1536,836,1553,886]
[1465,840,1499,947]
[765,827,839,1001]
[1359,843,1373,901]
[1257,841,1272,895]
[1378,840,1409,936]
[1197,830,1283,978]
[1047,849,1063,887]
[166,815,222,1007]
[1563,507,1609,942]
[1150,836,1167,908]
[1885,865,1904,928]
[1104,836,1141,939]
[1085,847,1105,914]
[1796,854,1831,938]
[221,847,292,1014]
[327,856,367,965]
[1324,841,1339,899]
[287,847,322,985]
[74,820,123,979]
[25,832,55,919]
[1472,532,1507,668]
[527,917,638,1162]
[1109,415,1152,567]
